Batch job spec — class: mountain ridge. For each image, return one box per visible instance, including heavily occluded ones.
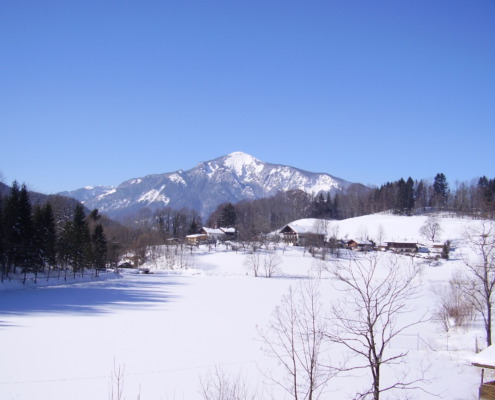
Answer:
[59,152,353,219]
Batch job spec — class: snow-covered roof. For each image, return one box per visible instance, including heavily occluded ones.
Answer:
[472,345,495,369]
[202,227,225,235]
[220,227,236,233]
[280,218,329,235]
[348,239,374,245]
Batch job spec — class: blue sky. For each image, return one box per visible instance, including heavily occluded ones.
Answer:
[1,1,494,194]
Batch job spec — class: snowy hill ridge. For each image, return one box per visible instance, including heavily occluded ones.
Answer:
[60,152,351,218]
[280,213,469,243]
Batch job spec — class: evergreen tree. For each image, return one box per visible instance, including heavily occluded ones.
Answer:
[394,178,406,215]
[325,192,332,217]
[18,184,36,283]
[217,203,237,228]
[3,181,21,276]
[331,194,341,219]
[91,223,107,276]
[0,194,6,282]
[32,206,46,282]
[478,176,495,215]
[89,208,101,222]
[404,177,415,215]
[441,240,451,260]
[394,177,415,215]
[188,215,201,235]
[42,203,57,271]
[414,180,428,211]
[33,203,57,279]
[311,193,326,218]
[58,221,74,280]
[70,204,91,277]
[432,173,449,208]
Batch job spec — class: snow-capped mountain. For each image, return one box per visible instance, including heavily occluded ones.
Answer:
[60,152,352,218]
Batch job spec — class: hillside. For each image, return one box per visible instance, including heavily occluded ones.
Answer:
[282,213,469,243]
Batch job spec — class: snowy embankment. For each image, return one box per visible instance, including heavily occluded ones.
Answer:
[0,213,489,399]
[0,270,122,292]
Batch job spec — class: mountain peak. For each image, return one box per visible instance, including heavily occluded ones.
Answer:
[223,152,261,174]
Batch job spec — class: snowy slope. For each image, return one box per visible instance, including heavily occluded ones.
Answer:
[282,213,470,244]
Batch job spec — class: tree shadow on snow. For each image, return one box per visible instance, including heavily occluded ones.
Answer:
[0,274,185,321]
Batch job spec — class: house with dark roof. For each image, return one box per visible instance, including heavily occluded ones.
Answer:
[385,241,418,253]
[279,224,325,246]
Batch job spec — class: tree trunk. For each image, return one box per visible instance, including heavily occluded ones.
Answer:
[487,298,492,346]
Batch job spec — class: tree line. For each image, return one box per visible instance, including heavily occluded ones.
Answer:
[0,182,108,283]
[202,174,495,240]
[310,173,495,220]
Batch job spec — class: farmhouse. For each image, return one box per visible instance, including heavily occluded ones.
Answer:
[347,239,374,251]
[185,233,208,245]
[385,241,418,253]
[220,227,237,240]
[279,224,325,246]
[186,227,238,245]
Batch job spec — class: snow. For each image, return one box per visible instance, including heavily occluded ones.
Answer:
[306,174,340,194]
[224,152,260,172]
[472,345,495,368]
[168,173,187,185]
[282,218,325,234]
[138,186,170,205]
[223,151,264,178]
[98,188,116,200]
[285,213,469,243]
[0,213,488,399]
[205,162,219,178]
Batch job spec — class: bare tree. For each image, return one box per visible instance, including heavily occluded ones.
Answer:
[433,278,474,332]
[263,249,281,278]
[420,216,442,242]
[258,279,335,400]
[328,254,425,400]
[375,224,385,246]
[199,366,256,400]
[245,251,262,277]
[245,249,281,278]
[454,221,495,346]
[327,225,341,258]
[110,359,125,400]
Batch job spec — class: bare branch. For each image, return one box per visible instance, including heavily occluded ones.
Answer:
[328,253,426,400]
[259,279,336,400]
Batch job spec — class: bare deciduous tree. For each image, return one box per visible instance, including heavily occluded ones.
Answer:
[328,254,425,400]
[454,221,495,346]
[199,366,256,400]
[245,251,262,277]
[110,359,125,400]
[263,250,281,278]
[420,216,442,243]
[245,249,281,278]
[259,279,335,400]
[375,224,385,247]
[433,279,474,332]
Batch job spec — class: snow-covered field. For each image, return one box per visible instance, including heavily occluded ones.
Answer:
[0,213,489,399]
